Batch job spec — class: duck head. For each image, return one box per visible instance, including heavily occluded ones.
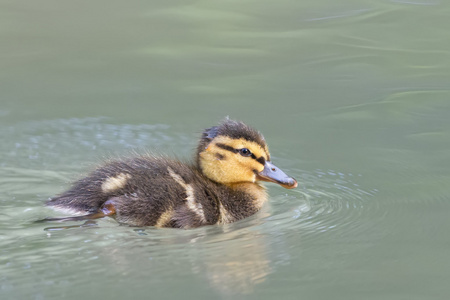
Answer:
[197,119,297,189]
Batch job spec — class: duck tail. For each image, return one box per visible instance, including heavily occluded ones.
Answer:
[45,178,108,214]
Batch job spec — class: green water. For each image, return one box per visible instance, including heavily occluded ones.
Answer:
[2,0,450,299]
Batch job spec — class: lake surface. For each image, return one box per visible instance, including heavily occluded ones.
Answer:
[1,0,450,299]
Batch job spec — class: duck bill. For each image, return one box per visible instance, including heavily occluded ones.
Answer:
[256,161,298,189]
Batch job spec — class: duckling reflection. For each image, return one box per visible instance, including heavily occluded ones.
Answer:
[45,213,274,296]
[198,224,272,295]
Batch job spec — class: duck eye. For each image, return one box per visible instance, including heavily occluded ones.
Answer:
[239,148,252,157]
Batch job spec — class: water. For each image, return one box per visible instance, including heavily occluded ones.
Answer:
[2,0,450,299]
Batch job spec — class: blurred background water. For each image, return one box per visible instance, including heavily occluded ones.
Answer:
[1,0,450,299]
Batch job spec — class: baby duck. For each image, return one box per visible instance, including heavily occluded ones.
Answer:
[45,119,297,229]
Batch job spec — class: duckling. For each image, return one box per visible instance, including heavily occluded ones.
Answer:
[44,119,297,229]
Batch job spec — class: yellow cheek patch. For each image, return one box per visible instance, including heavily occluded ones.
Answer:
[199,136,270,184]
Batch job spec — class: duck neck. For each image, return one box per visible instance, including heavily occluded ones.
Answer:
[218,182,268,223]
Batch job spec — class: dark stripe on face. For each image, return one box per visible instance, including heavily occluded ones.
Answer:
[250,154,266,166]
[256,156,266,165]
[216,143,238,153]
[215,143,266,165]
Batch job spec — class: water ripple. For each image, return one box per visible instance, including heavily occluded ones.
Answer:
[261,168,377,244]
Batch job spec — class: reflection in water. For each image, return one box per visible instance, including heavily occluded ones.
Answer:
[43,220,98,232]
[195,217,273,295]
[203,237,271,295]
[40,213,274,296]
